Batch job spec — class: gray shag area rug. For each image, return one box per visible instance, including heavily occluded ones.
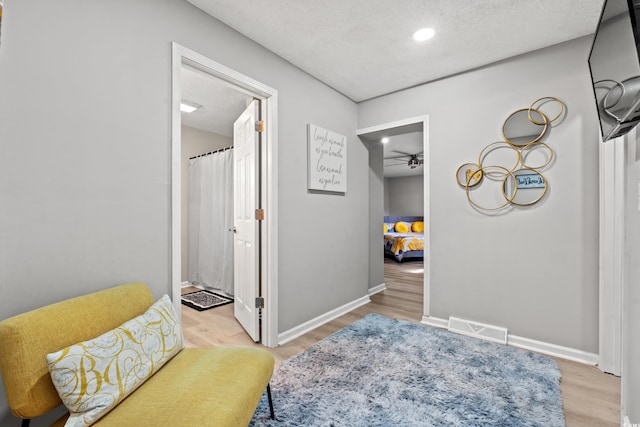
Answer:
[250,313,564,427]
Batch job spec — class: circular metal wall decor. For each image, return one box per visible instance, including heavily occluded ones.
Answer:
[528,97,564,125]
[478,141,521,176]
[520,141,554,170]
[502,167,548,206]
[502,108,548,147]
[456,97,566,213]
[456,163,483,188]
[465,165,517,211]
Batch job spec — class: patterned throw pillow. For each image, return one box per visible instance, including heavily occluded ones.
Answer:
[383,223,388,233]
[412,221,425,233]
[46,295,184,427]
[394,222,410,233]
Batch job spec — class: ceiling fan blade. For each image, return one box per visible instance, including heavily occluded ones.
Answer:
[391,150,424,158]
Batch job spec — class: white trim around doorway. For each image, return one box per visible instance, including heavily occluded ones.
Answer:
[356,115,430,317]
[170,42,279,348]
[598,135,624,375]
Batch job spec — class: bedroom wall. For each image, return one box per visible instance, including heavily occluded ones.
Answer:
[181,126,232,283]
[0,0,367,423]
[367,141,385,289]
[359,36,601,354]
[383,180,391,215]
[384,175,425,217]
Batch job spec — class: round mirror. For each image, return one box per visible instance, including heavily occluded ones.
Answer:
[502,168,547,206]
[456,163,483,188]
[502,108,548,147]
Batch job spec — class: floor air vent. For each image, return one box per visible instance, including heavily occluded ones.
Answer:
[447,316,508,345]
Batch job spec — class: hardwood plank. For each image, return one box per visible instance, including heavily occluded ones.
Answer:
[181,260,620,425]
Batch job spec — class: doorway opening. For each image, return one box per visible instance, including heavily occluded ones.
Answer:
[171,43,279,348]
[357,116,431,318]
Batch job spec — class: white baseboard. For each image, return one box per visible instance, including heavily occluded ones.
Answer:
[448,316,508,345]
[368,283,386,295]
[421,315,448,329]
[278,295,371,345]
[182,281,206,290]
[421,315,599,365]
[508,335,599,365]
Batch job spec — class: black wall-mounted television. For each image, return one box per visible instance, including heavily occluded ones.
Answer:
[588,0,640,142]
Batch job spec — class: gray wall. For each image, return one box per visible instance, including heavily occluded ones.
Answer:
[624,131,640,422]
[0,0,367,424]
[383,179,391,215]
[359,36,601,353]
[181,126,232,283]
[384,175,425,217]
[367,141,385,289]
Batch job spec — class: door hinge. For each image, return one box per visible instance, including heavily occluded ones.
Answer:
[255,120,265,133]
[255,208,265,220]
[255,297,265,309]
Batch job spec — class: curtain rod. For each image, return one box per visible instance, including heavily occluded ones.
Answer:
[189,146,233,160]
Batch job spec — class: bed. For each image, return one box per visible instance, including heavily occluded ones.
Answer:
[384,215,425,263]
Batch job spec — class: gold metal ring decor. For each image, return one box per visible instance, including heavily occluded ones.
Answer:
[456,97,566,212]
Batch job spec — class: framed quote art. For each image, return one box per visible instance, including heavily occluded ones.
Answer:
[307,124,347,193]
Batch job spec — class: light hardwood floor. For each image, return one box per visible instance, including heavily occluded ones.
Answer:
[181,258,621,426]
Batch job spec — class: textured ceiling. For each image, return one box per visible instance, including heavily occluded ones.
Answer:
[381,132,425,178]
[187,0,605,102]
[181,65,251,137]
[183,0,606,176]
[360,124,424,178]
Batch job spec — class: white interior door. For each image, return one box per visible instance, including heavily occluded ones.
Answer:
[233,100,260,342]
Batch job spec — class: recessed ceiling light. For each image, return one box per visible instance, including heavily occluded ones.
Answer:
[381,137,389,143]
[413,27,435,42]
[180,100,201,113]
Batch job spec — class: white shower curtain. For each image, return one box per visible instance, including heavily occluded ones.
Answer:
[187,148,234,296]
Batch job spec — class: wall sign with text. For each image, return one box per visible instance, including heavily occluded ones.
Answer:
[307,124,347,193]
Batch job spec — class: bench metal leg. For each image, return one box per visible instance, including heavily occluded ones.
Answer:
[267,383,275,420]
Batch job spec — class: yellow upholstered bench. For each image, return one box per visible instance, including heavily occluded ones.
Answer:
[0,283,275,427]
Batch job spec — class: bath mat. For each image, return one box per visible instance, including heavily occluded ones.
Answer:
[181,289,233,311]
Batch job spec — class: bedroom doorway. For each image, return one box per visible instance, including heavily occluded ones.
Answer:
[171,43,279,348]
[357,116,431,320]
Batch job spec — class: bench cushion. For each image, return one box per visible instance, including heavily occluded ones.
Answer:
[52,346,275,427]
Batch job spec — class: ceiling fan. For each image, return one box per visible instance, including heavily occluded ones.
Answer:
[384,150,424,169]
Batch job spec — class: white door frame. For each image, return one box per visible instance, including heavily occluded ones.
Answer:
[599,134,625,375]
[170,43,279,348]
[356,115,431,317]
